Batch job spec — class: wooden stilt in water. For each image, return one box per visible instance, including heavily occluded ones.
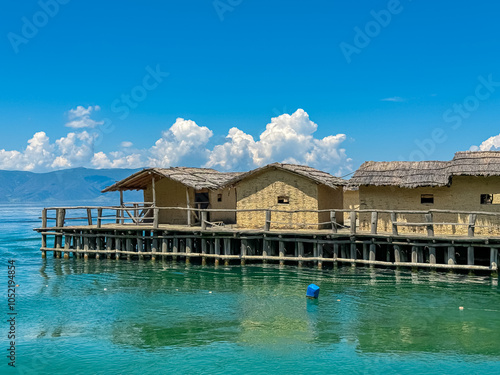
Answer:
[467,246,474,266]
[447,246,456,265]
[214,237,220,266]
[115,235,121,260]
[137,232,144,260]
[152,236,158,262]
[429,246,436,265]
[106,236,113,260]
[162,232,168,261]
[317,242,323,269]
[333,243,339,264]
[83,234,89,261]
[369,241,376,262]
[279,237,285,266]
[240,239,247,266]
[263,237,270,264]
[394,244,401,264]
[490,247,498,270]
[224,238,230,266]
[173,237,179,261]
[298,241,304,267]
[363,243,368,261]
[63,234,70,259]
[186,238,192,265]
[201,237,207,266]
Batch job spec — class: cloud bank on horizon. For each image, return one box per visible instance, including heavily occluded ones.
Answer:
[470,132,500,152]
[0,107,352,176]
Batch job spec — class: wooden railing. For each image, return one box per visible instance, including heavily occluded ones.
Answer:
[38,206,500,239]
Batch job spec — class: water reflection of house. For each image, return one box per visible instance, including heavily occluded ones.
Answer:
[102,167,241,225]
[348,151,500,234]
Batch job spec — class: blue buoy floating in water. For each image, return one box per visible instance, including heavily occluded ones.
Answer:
[306,284,320,299]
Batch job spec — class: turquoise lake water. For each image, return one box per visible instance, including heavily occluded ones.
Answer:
[2,203,500,374]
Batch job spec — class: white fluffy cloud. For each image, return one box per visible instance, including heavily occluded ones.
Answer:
[470,133,500,151]
[66,105,104,129]
[0,108,351,175]
[205,109,351,175]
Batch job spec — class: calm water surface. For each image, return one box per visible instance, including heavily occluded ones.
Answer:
[2,203,500,374]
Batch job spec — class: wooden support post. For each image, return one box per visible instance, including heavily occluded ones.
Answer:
[330,211,337,233]
[279,239,285,266]
[411,246,418,263]
[162,233,168,261]
[152,236,158,262]
[394,245,401,263]
[240,239,247,266]
[468,214,477,237]
[42,208,47,228]
[298,241,304,267]
[391,212,398,236]
[224,238,230,266]
[490,248,498,270]
[75,234,81,259]
[317,242,323,269]
[425,213,434,237]
[214,237,220,266]
[152,176,156,207]
[201,237,207,265]
[369,242,376,262]
[173,237,179,261]
[417,247,424,263]
[137,232,143,260]
[115,235,121,260]
[263,237,270,263]
[186,188,191,226]
[95,234,102,260]
[87,208,93,226]
[350,211,356,234]
[97,208,102,228]
[370,212,378,234]
[106,236,112,259]
[186,238,192,264]
[264,210,271,231]
[350,241,357,260]
[467,246,474,266]
[429,247,436,265]
[56,208,65,228]
[363,243,368,260]
[201,211,207,231]
[333,243,339,261]
[447,246,456,265]
[63,234,70,259]
[340,244,348,259]
[83,234,89,261]
[115,209,120,224]
[126,237,132,261]
[153,208,159,229]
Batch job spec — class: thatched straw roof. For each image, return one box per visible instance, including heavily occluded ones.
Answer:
[349,151,500,188]
[222,163,346,189]
[102,167,243,192]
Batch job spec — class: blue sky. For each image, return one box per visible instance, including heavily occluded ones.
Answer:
[2,0,500,175]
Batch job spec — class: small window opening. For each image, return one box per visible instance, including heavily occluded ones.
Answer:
[217,193,222,202]
[481,194,494,204]
[277,196,289,204]
[421,194,434,204]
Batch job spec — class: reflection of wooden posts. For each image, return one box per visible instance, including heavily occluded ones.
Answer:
[391,212,398,236]
[425,212,434,237]
[371,212,378,234]
[468,214,476,237]
[265,210,271,231]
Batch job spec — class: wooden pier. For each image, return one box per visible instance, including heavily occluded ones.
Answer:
[33,205,500,273]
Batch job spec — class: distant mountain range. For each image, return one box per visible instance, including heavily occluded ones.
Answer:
[0,168,143,203]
